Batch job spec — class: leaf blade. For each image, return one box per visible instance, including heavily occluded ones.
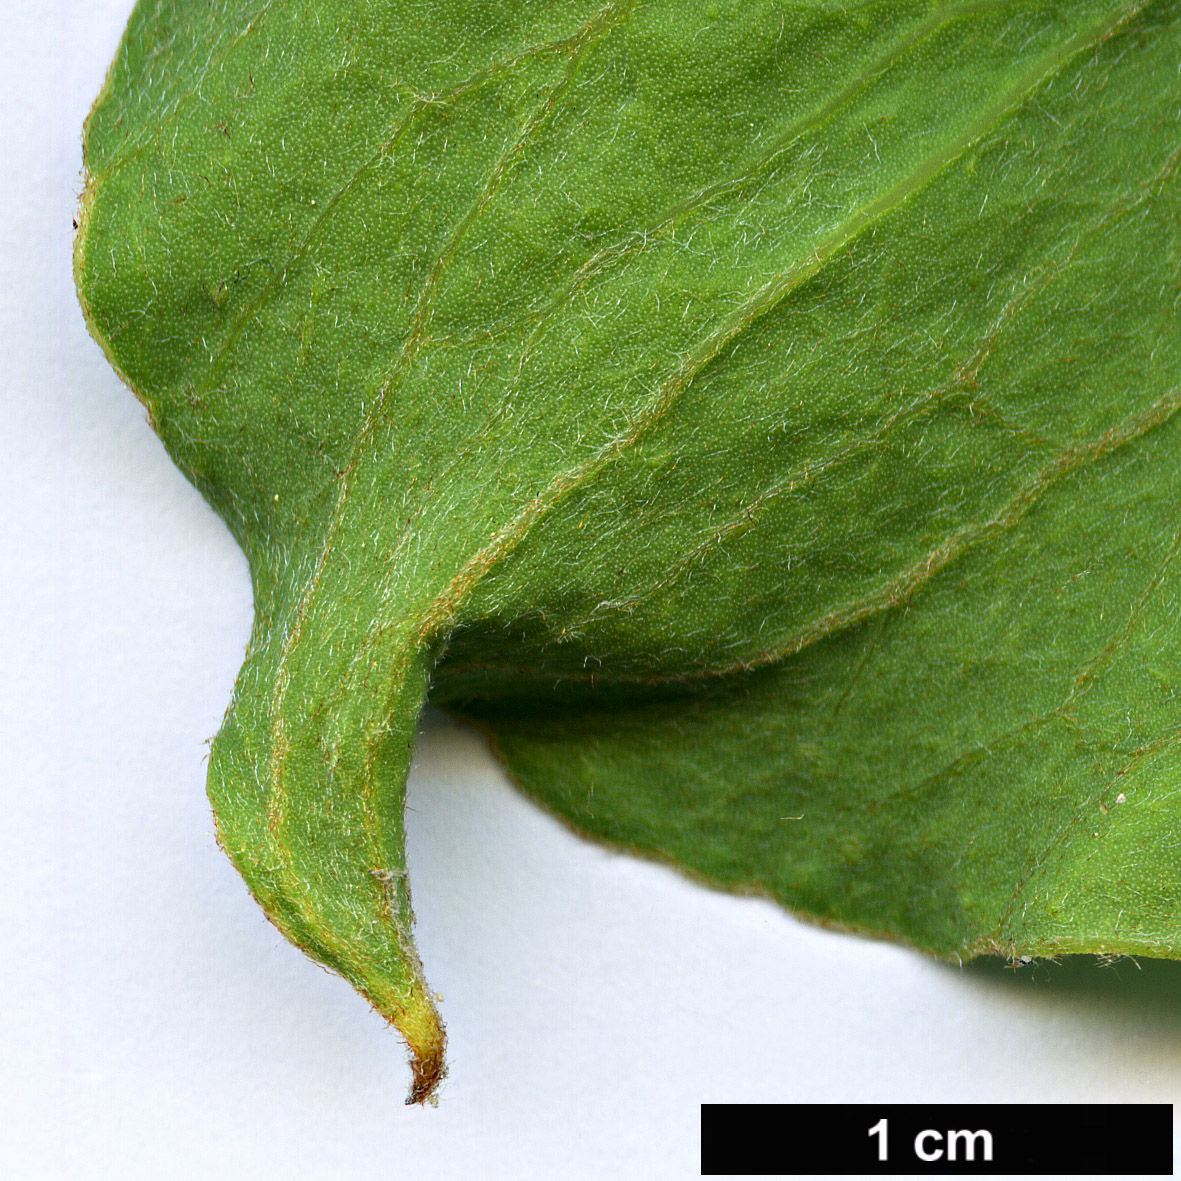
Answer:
[462,401,1181,959]
[75,0,1181,1099]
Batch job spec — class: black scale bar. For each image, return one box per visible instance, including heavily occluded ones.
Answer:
[701,1103,1173,1176]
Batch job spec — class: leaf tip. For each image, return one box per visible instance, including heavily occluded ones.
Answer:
[396,987,447,1105]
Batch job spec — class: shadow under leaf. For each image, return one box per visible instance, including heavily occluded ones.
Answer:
[959,955,1181,1030]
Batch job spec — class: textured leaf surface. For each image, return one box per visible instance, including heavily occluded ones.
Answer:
[76,0,1181,1100]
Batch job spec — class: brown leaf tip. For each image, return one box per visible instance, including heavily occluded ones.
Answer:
[406,1043,448,1105]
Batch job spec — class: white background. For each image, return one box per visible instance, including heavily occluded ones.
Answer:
[2,1,1178,1177]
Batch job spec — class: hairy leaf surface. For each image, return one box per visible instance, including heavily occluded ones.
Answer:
[76,0,1181,1100]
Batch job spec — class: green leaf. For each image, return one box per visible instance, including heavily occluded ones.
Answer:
[75,0,1181,1101]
